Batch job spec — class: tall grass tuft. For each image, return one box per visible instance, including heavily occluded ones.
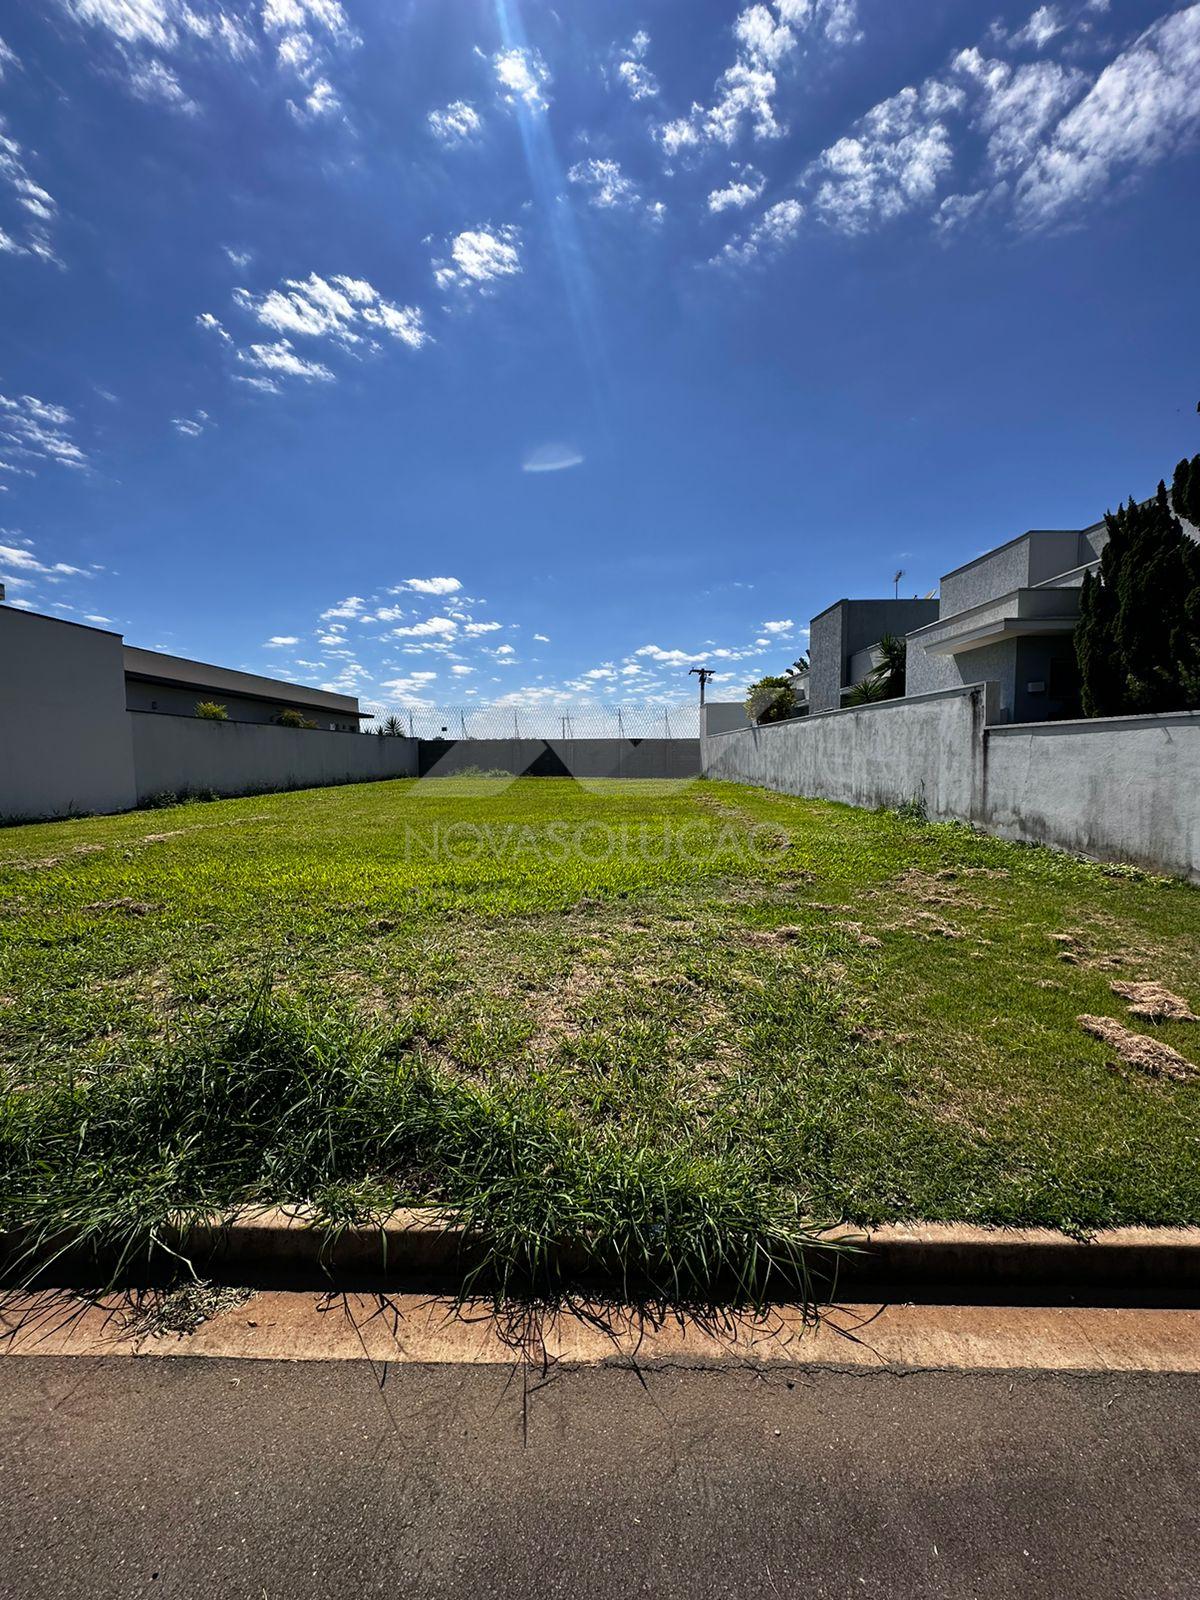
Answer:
[0,992,835,1307]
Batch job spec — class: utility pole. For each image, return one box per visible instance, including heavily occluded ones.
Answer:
[689,665,715,705]
[893,569,905,599]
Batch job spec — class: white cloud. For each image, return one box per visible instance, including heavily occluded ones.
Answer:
[0,392,87,473]
[61,0,356,119]
[428,100,482,145]
[523,444,584,473]
[128,57,197,112]
[955,48,1087,175]
[933,187,998,234]
[233,272,426,351]
[390,616,457,638]
[493,46,551,111]
[237,339,334,381]
[656,0,862,157]
[0,117,59,262]
[171,409,210,437]
[717,196,804,262]
[736,4,797,68]
[433,225,521,292]
[775,0,862,47]
[321,594,365,618]
[264,634,299,646]
[404,576,461,595]
[635,643,709,666]
[378,675,436,705]
[807,79,963,234]
[197,311,231,340]
[761,618,793,633]
[568,157,642,210]
[0,542,44,572]
[212,272,427,390]
[450,663,473,676]
[614,30,659,101]
[463,619,501,634]
[1007,5,1067,52]
[1015,6,1200,228]
[708,165,767,211]
[62,0,176,49]
[288,76,340,121]
[533,632,550,642]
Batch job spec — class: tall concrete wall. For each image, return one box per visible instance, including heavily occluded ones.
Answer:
[702,702,750,737]
[984,712,1200,882]
[417,738,700,779]
[0,609,136,821]
[702,687,993,822]
[130,714,417,801]
[702,688,1199,882]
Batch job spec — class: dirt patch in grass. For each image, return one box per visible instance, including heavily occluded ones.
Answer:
[10,843,106,873]
[84,898,156,917]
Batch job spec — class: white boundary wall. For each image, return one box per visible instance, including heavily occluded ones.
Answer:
[984,712,1200,880]
[0,610,136,821]
[703,687,994,823]
[702,688,1200,882]
[130,713,418,800]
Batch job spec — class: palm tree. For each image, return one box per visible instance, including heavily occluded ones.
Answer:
[847,634,906,705]
[382,714,404,737]
[846,674,886,705]
[874,633,907,699]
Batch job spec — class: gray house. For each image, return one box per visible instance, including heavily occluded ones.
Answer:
[123,645,366,731]
[905,522,1107,723]
[807,598,940,714]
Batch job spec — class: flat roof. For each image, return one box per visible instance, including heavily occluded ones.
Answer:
[809,596,937,624]
[123,645,364,717]
[0,603,123,640]
[938,528,1080,585]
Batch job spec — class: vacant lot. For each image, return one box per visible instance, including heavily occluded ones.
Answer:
[2,777,1197,1293]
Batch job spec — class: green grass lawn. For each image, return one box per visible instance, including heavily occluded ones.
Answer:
[2,776,1197,1295]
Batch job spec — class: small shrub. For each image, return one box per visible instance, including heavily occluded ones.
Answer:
[433,766,513,779]
[893,792,928,823]
[195,701,228,721]
[278,709,308,729]
[745,675,797,725]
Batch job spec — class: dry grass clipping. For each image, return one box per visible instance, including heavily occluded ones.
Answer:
[1078,1015,1197,1081]
[1110,981,1200,1023]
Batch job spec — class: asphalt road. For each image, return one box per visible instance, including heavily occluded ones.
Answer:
[2,1358,1197,1599]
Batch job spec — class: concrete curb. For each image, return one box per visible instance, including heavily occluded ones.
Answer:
[5,1209,1200,1299]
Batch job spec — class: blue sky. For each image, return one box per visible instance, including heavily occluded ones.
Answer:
[1,0,1198,710]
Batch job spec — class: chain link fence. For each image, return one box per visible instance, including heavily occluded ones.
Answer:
[359,701,701,740]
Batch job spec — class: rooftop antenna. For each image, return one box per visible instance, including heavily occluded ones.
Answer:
[893,568,905,599]
[689,665,715,705]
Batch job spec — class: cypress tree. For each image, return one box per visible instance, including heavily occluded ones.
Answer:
[1173,453,1200,528]
[1076,566,1120,717]
[1076,479,1200,716]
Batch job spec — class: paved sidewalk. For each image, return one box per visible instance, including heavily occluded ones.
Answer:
[2,1355,1197,1599]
